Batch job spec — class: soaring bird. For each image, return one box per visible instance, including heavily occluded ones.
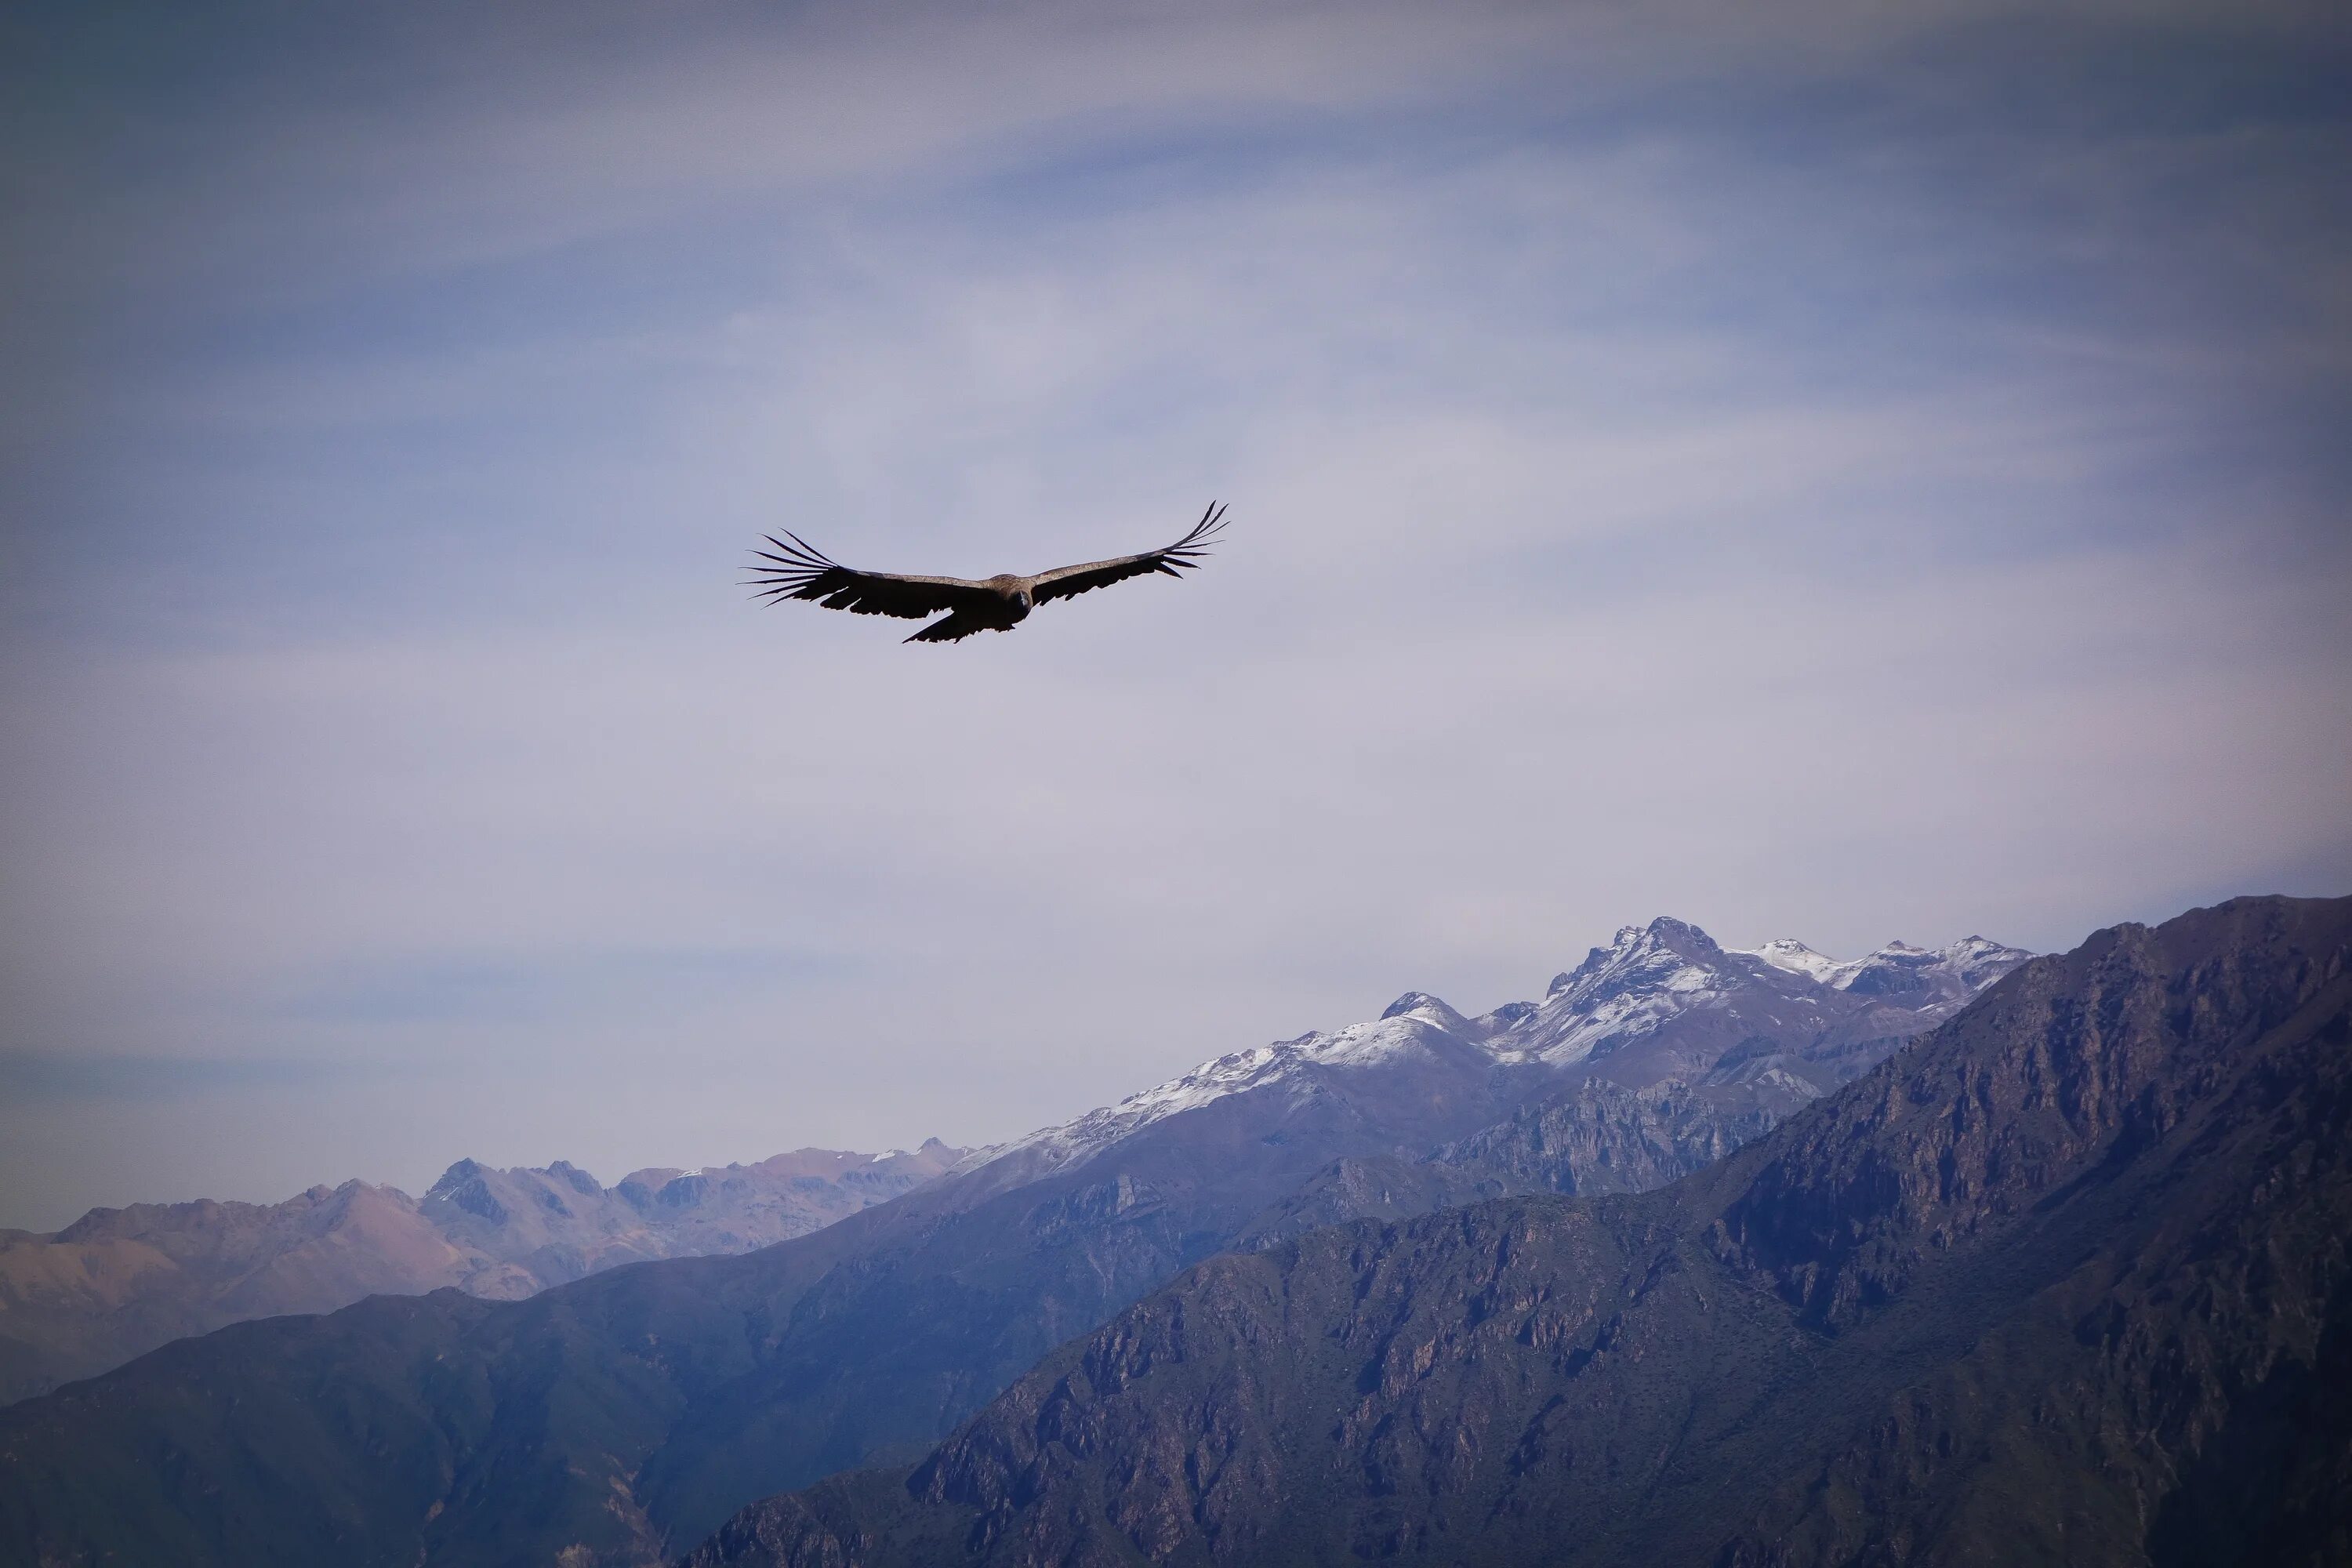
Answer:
[748,503,1229,643]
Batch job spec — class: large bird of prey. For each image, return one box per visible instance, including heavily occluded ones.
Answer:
[748,503,1229,643]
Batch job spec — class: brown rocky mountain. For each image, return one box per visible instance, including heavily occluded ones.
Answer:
[684,895,2352,1568]
[0,1142,961,1405]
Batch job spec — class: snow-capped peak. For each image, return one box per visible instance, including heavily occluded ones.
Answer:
[1546,918,1706,996]
[1733,933,2034,1005]
[1378,991,1476,1030]
[948,1008,1465,1181]
[1514,917,1737,1065]
[953,916,2031,1187]
[1936,935,2036,989]
[1744,938,1845,985]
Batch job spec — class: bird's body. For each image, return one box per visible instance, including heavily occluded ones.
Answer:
[748,503,1227,643]
[935,575,1035,641]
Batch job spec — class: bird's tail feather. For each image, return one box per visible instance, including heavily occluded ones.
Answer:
[906,612,988,643]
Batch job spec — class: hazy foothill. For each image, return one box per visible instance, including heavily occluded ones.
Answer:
[0,1143,961,1405]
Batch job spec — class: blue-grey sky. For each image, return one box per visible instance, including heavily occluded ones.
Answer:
[2,0,2347,1231]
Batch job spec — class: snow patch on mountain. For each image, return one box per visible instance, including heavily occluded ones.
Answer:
[956,917,2033,1183]
[1733,932,2028,1004]
[1520,918,1737,1066]
[951,1013,1467,1179]
[1745,938,1845,985]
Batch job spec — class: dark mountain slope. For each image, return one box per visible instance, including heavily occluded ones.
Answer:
[686,895,2352,1568]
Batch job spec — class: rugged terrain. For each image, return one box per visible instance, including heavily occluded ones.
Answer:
[0,919,2022,1566]
[683,895,2352,1568]
[0,1143,961,1405]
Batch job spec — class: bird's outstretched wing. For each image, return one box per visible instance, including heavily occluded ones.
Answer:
[1027,503,1229,604]
[747,533,996,619]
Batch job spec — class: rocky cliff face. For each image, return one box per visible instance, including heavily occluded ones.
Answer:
[0,1142,961,1405]
[1235,1076,1787,1247]
[685,895,2351,1568]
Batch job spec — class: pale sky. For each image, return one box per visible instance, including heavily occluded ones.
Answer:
[2,0,2347,1230]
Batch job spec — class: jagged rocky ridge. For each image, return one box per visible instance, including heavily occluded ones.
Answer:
[0,1142,962,1406]
[683,895,2352,1568]
[0,918,2024,1567]
[958,920,2024,1196]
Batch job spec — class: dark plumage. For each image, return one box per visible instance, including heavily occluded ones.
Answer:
[748,503,1228,643]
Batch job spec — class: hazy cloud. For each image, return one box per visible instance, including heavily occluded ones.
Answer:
[2,0,2346,1229]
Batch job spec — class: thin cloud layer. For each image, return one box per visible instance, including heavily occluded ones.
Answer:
[1,0,2347,1229]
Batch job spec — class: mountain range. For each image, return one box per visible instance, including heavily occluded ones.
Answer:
[0,1142,964,1406]
[0,919,2026,1566]
[687,894,2352,1566]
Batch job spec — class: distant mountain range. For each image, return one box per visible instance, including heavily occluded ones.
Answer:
[0,918,2027,1566]
[0,1142,963,1405]
[953,921,2025,1196]
[688,895,2352,1567]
